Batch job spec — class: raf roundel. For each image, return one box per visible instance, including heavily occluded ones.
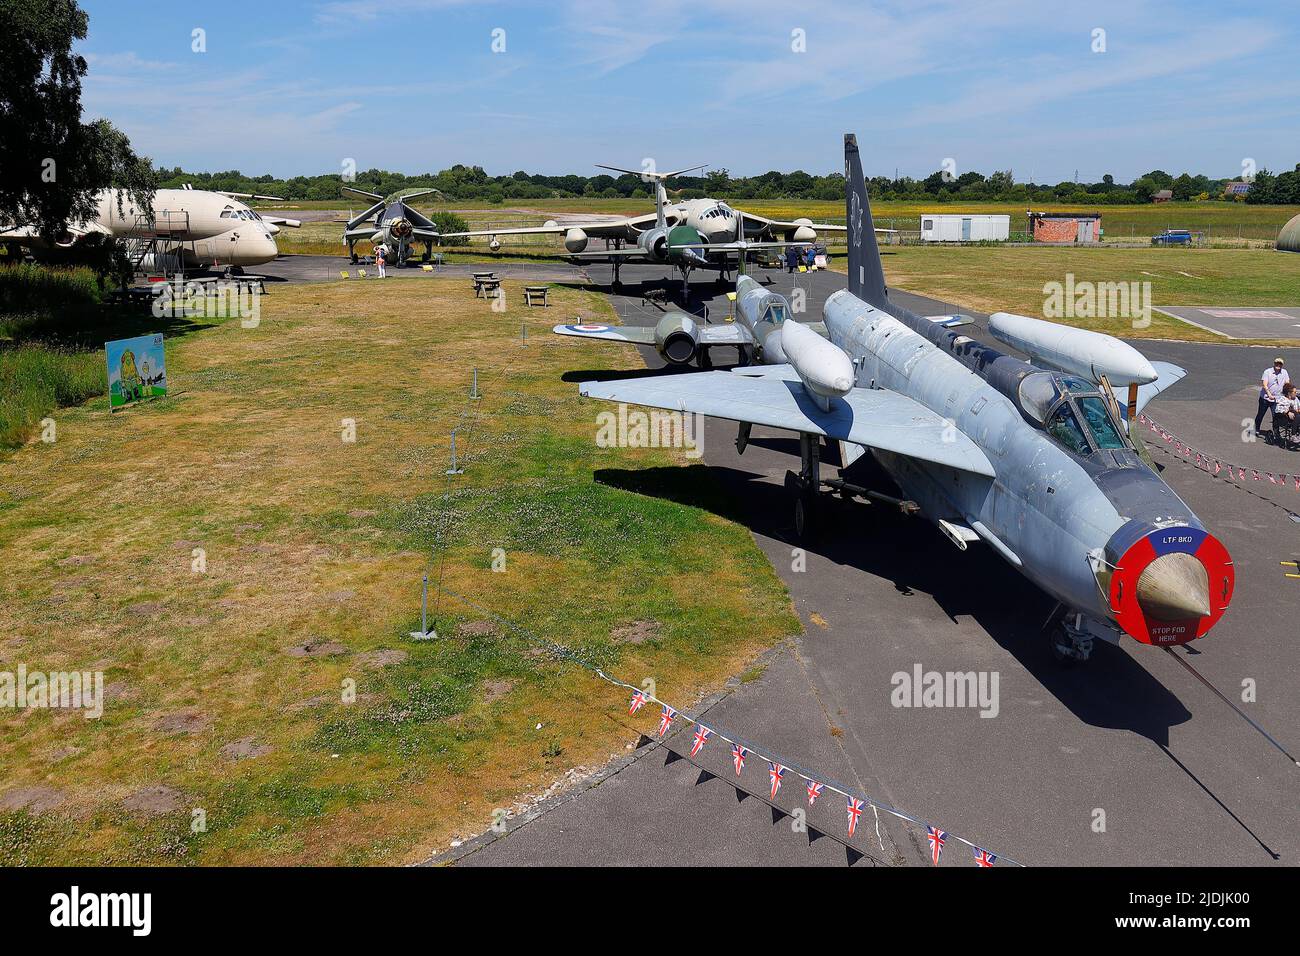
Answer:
[566,323,610,333]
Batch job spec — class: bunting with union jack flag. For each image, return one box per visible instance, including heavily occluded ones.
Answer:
[657,705,676,737]
[768,763,785,799]
[846,797,864,837]
[972,847,997,867]
[628,689,647,715]
[806,779,824,806]
[927,826,947,866]
[690,724,712,757]
[731,743,748,776]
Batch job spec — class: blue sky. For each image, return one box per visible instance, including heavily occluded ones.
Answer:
[77,0,1300,183]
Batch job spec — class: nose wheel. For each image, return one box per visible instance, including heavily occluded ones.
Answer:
[1048,611,1094,664]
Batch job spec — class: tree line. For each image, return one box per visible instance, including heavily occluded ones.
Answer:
[156,163,1300,206]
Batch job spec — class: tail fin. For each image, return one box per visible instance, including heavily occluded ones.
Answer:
[844,133,888,307]
[655,182,668,231]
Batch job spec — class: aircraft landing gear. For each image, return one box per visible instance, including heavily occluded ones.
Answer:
[1049,611,1094,664]
[784,432,822,541]
[612,258,622,290]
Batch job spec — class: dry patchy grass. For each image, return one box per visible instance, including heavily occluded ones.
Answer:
[0,277,797,864]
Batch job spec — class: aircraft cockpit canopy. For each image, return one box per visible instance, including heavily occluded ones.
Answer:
[1018,371,1126,457]
[762,301,788,325]
[701,204,735,220]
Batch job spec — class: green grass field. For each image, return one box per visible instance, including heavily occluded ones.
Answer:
[0,276,797,865]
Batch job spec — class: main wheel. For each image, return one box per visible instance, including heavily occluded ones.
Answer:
[794,494,817,541]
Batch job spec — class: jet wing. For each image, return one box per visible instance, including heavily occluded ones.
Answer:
[439,219,637,240]
[580,368,995,476]
[554,323,754,346]
[1132,361,1187,416]
[740,212,898,235]
[556,323,656,344]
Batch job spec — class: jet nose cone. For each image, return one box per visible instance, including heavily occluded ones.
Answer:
[1137,552,1211,620]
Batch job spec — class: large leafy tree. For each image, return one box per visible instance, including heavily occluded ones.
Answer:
[0,0,154,245]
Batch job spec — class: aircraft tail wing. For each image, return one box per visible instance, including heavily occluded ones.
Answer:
[843,133,890,308]
[580,370,994,477]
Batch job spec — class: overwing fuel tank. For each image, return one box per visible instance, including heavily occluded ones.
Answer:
[988,312,1158,386]
[781,319,854,411]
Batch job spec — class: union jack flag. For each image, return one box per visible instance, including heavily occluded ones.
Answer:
[1253,471,1261,481]
[846,797,864,837]
[628,690,648,715]
[806,779,824,805]
[926,826,947,866]
[690,724,712,757]
[1214,461,1222,475]
[731,743,748,776]
[657,705,676,737]
[972,847,997,867]
[768,762,785,799]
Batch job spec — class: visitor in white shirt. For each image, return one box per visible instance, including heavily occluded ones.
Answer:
[1256,356,1289,434]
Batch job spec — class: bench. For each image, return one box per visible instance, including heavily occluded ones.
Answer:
[472,273,499,297]
[476,278,502,299]
[231,275,267,294]
[523,285,549,307]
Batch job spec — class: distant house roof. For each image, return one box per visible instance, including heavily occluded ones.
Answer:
[1027,211,1102,220]
[1152,189,1174,201]
[1224,181,1253,195]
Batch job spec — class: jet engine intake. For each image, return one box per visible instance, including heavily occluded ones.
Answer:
[788,219,817,243]
[654,312,699,365]
[564,227,589,253]
[638,227,669,261]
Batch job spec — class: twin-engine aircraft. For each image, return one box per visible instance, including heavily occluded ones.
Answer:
[560,134,1236,670]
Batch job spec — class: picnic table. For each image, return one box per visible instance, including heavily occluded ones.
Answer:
[472,272,499,297]
[523,285,549,307]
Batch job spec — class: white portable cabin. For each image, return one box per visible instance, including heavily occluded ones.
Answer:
[918,214,1010,242]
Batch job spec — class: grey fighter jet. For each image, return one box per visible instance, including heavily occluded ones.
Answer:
[341,186,442,266]
[570,134,1236,666]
